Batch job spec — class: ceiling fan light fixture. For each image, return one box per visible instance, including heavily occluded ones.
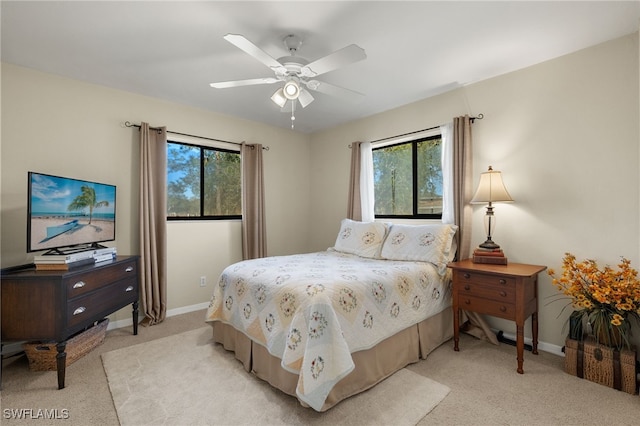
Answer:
[271,88,287,108]
[283,79,300,100]
[298,88,314,108]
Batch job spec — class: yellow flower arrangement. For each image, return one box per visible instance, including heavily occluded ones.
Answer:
[548,253,640,350]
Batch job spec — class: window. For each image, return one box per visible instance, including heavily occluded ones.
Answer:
[373,135,443,219]
[167,141,241,220]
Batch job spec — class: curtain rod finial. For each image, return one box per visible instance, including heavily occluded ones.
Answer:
[470,113,484,123]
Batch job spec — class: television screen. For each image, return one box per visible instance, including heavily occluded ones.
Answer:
[27,172,116,253]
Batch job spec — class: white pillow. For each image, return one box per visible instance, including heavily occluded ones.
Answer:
[333,219,389,259]
[380,223,458,272]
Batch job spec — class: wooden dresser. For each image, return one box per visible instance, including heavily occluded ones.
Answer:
[1,255,139,389]
[448,259,546,374]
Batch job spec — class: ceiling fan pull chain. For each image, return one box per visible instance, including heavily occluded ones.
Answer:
[291,101,296,129]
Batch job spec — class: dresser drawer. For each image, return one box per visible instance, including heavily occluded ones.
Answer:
[457,280,515,303]
[66,278,138,328]
[458,295,515,320]
[65,260,138,298]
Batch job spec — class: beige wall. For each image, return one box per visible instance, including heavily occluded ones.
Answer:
[0,64,312,323]
[309,33,640,350]
[2,32,638,350]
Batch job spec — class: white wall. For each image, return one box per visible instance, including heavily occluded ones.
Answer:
[309,33,640,349]
[0,64,312,323]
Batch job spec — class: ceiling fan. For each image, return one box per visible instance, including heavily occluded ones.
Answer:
[210,34,367,127]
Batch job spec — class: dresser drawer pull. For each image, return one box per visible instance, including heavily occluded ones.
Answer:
[464,284,470,291]
[500,306,507,312]
[73,307,86,316]
[125,285,135,292]
[125,266,134,272]
[463,273,471,279]
[464,299,471,305]
[499,291,507,297]
[499,279,507,285]
[73,281,86,289]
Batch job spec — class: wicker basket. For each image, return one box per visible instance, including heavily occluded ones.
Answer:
[565,335,637,395]
[23,318,109,372]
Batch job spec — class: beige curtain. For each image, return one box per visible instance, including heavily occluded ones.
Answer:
[139,122,167,326]
[347,141,363,221]
[452,115,499,345]
[241,143,266,260]
[452,115,474,260]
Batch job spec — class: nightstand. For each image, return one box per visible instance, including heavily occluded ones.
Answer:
[448,259,546,374]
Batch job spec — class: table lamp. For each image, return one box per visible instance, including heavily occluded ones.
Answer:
[470,165,513,250]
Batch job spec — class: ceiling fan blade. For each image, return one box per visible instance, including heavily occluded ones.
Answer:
[223,34,287,74]
[305,80,364,101]
[210,77,279,89]
[298,88,314,108]
[300,44,366,78]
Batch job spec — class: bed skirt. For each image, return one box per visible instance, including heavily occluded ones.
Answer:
[210,307,453,411]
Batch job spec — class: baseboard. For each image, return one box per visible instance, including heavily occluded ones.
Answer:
[493,329,565,357]
[107,302,209,331]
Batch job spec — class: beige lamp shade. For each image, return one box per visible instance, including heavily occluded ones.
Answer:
[471,166,513,203]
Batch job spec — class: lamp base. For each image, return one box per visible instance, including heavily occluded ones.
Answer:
[479,239,501,250]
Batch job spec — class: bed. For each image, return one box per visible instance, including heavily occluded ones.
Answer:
[205,219,458,411]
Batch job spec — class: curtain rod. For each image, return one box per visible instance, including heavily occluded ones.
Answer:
[123,121,269,150]
[365,113,484,145]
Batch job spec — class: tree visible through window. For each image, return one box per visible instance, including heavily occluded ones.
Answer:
[167,141,241,219]
[373,135,442,218]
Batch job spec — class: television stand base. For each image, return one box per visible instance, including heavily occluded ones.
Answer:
[43,243,108,256]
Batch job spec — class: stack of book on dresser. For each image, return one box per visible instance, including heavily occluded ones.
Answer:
[472,247,508,265]
[34,247,117,270]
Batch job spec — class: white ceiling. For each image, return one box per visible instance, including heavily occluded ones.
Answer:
[2,1,639,133]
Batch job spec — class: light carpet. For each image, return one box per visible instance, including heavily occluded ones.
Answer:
[102,326,450,426]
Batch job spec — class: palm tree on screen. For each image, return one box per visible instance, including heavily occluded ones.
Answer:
[67,186,109,225]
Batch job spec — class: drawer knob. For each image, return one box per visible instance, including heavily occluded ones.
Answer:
[464,284,470,291]
[73,281,86,289]
[500,291,507,297]
[125,285,134,292]
[463,273,471,279]
[125,266,134,272]
[464,299,471,305]
[499,279,507,285]
[500,306,507,312]
[73,306,86,316]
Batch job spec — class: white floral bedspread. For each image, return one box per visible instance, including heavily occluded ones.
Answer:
[205,250,451,411]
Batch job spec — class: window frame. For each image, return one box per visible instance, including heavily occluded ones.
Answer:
[166,139,242,221]
[373,133,443,220]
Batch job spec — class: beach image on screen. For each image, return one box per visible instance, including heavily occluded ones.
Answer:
[28,173,116,252]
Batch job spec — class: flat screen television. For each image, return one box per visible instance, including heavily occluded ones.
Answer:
[27,172,116,254]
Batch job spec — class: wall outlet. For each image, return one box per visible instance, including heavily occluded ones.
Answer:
[200,276,207,287]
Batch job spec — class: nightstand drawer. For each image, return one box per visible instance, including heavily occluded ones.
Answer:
[457,281,515,303]
[459,295,515,320]
[454,270,516,288]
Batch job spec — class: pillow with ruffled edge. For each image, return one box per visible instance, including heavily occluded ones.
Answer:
[333,219,389,259]
[380,223,458,273]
